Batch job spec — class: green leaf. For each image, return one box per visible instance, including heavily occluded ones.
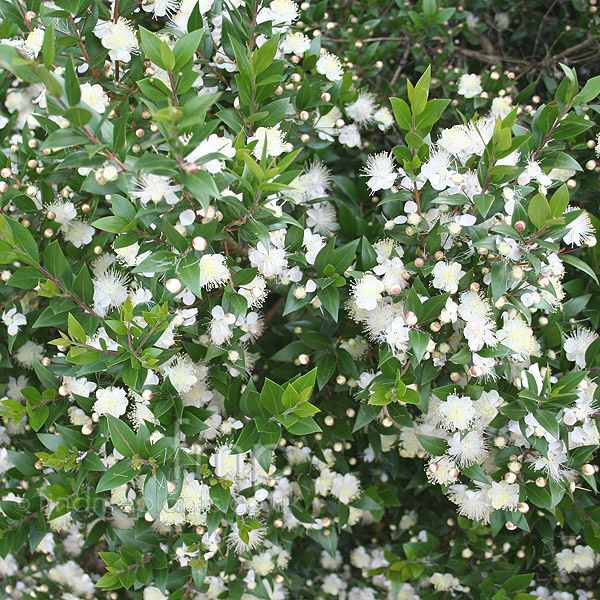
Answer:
[409,329,430,363]
[209,484,231,512]
[528,193,551,230]
[43,241,66,278]
[173,29,203,71]
[260,379,284,415]
[7,267,41,289]
[561,254,599,284]
[139,27,165,69]
[65,56,81,106]
[144,469,168,519]
[96,459,138,493]
[317,285,339,321]
[67,313,87,344]
[42,26,55,67]
[415,434,448,455]
[390,97,412,130]
[107,415,139,458]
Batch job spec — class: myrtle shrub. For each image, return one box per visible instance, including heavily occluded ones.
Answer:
[0,1,599,600]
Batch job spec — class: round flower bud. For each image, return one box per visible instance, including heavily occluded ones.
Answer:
[586,159,597,170]
[166,278,182,294]
[144,512,154,522]
[233,96,241,109]
[504,472,517,483]
[81,424,93,435]
[517,502,529,514]
[505,522,517,531]
[0,168,11,178]
[26,185,37,197]
[535,476,547,487]
[449,468,460,478]
[301,1,310,9]
[192,236,208,251]
[299,110,310,121]
[582,464,595,476]
[274,86,283,95]
[538,316,548,326]
[462,548,473,558]
[324,415,335,426]
[335,119,345,128]
[142,389,153,400]
[470,365,484,377]
[94,246,103,255]
[428,462,439,473]
[450,372,461,382]
[59,385,69,397]
[135,128,145,138]
[430,321,441,333]
[300,134,310,143]
[35,460,44,470]
[515,220,526,232]
[223,313,236,325]
[336,375,346,385]
[321,92,331,102]
[404,311,418,326]
[538,276,550,288]
[584,235,597,247]
[185,162,198,174]
[291,73,302,83]
[298,353,310,365]
[57,345,67,352]
[41,357,51,367]
[44,228,54,239]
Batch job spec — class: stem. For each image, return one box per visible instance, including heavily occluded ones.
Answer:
[37,265,102,320]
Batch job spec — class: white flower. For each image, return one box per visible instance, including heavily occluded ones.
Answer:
[420,147,455,191]
[438,393,476,431]
[564,328,598,369]
[46,200,77,228]
[162,355,198,394]
[290,161,332,202]
[80,83,109,114]
[303,228,325,265]
[563,208,594,246]
[316,51,344,82]
[306,202,338,236]
[447,431,488,466]
[496,314,540,358]
[209,306,233,345]
[226,522,266,553]
[373,106,393,131]
[2,308,26,336]
[131,174,182,205]
[457,73,483,98]
[248,242,288,279]
[93,269,129,316]
[94,386,129,418]
[249,126,289,158]
[185,134,236,173]
[338,123,361,148]
[24,28,44,58]
[13,340,44,368]
[346,92,377,125]
[487,480,519,510]
[142,0,178,18]
[198,253,230,289]
[448,484,493,523]
[464,318,497,352]
[362,152,397,193]
[352,274,384,311]
[63,219,95,248]
[281,31,310,54]
[330,472,361,505]
[143,586,168,600]
[257,0,299,24]
[94,18,139,62]
[431,261,465,294]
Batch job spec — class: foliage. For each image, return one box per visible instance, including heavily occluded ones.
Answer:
[0,1,598,600]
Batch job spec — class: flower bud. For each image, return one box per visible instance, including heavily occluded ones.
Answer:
[166,278,182,294]
[515,220,526,231]
[404,311,418,326]
[582,464,595,476]
[81,424,93,435]
[517,502,529,513]
[185,162,198,174]
[192,236,208,251]
[298,353,310,365]
[223,313,236,325]
[504,472,517,483]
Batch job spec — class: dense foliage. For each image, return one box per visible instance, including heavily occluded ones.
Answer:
[0,1,599,600]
